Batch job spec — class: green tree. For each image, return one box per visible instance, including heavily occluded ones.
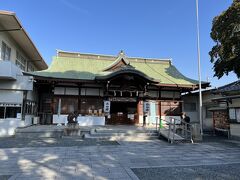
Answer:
[209,0,240,78]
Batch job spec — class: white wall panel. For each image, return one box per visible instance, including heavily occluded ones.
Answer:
[54,87,65,95]
[65,87,79,95]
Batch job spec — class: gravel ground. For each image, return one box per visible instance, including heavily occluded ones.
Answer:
[0,137,119,148]
[132,163,240,180]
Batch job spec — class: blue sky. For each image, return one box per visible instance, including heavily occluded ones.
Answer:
[1,0,237,87]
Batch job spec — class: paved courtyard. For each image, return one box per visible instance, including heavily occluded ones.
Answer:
[1,137,240,180]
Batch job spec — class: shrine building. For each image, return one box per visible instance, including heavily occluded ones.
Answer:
[27,50,209,125]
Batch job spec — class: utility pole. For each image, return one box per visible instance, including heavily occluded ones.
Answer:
[195,0,203,136]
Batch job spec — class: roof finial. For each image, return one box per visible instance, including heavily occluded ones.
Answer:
[119,50,125,56]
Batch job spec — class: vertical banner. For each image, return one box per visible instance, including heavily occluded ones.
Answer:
[143,101,150,113]
[104,101,111,113]
[57,98,61,116]
[150,101,156,123]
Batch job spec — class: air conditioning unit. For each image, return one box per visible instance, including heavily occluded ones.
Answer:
[33,117,40,125]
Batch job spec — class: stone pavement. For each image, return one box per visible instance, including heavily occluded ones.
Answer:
[0,138,240,180]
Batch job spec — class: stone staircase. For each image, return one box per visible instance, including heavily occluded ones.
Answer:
[84,126,159,141]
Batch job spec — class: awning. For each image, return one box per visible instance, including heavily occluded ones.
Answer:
[212,95,240,102]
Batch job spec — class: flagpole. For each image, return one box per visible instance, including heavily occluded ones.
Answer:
[196,0,203,136]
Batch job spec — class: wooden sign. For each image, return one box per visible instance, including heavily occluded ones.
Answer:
[109,97,137,102]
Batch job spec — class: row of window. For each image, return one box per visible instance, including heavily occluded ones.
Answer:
[1,41,34,72]
[0,100,37,119]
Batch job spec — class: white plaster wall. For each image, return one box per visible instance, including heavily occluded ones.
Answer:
[52,114,105,126]
[0,118,24,136]
[0,75,33,91]
[182,92,222,131]
[0,60,22,79]
[53,114,68,124]
[138,115,154,125]
[0,90,23,103]
[229,99,240,108]
[138,115,180,125]
[27,89,37,101]
[230,124,240,138]
[182,95,199,123]
[0,116,33,137]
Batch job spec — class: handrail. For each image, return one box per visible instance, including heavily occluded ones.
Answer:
[158,117,193,143]
[175,118,193,143]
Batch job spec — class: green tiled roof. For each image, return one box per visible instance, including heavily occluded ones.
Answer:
[32,53,204,86]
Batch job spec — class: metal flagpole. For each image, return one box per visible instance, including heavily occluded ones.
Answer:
[195,0,203,135]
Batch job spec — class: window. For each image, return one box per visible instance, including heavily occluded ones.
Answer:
[5,107,21,118]
[1,41,11,61]
[229,108,236,120]
[184,103,197,112]
[0,104,21,119]
[27,63,34,72]
[229,108,240,123]
[16,51,26,71]
[0,107,5,118]
[205,106,213,118]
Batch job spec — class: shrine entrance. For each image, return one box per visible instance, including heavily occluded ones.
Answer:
[95,55,159,125]
[107,98,138,125]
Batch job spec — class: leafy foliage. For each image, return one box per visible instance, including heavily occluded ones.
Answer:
[209,0,240,78]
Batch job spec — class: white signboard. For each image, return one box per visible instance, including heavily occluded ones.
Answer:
[104,101,111,113]
[16,113,21,119]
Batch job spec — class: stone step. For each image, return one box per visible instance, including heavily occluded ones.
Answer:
[84,133,158,141]
[95,129,158,134]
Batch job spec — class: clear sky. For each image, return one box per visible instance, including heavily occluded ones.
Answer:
[1,0,237,87]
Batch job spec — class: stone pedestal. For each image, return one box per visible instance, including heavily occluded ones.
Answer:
[192,123,202,141]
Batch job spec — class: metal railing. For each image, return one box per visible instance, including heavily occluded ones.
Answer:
[158,117,193,143]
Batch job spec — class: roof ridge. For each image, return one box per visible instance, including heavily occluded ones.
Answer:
[217,80,240,89]
[56,49,171,63]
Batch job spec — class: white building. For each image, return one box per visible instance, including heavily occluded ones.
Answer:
[0,11,47,136]
[182,89,221,132]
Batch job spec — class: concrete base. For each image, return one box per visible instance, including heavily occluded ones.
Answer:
[64,128,82,137]
[192,123,203,141]
[15,125,64,138]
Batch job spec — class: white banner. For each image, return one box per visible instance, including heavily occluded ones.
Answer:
[104,101,111,113]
